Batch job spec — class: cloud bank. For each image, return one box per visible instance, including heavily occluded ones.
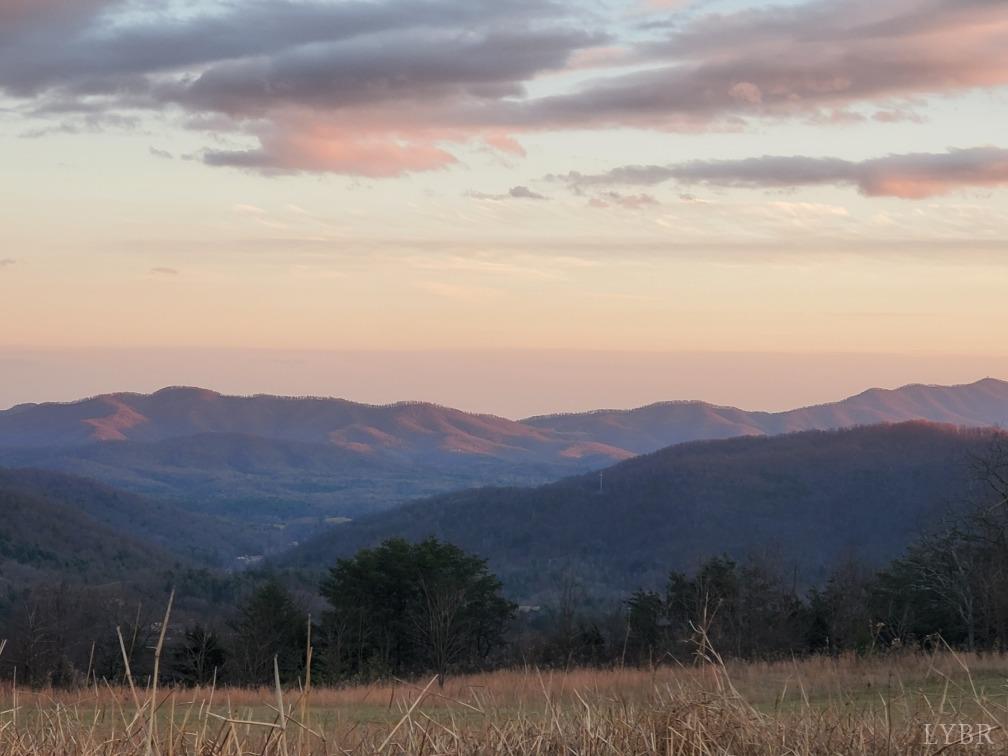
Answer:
[2,0,1008,177]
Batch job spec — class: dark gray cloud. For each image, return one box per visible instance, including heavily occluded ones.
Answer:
[559,147,1008,199]
[0,0,114,45]
[0,0,568,97]
[169,28,596,116]
[148,146,172,159]
[0,258,15,268]
[508,186,547,200]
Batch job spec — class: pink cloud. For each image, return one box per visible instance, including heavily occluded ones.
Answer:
[859,150,1008,199]
[483,133,526,157]
[205,120,459,178]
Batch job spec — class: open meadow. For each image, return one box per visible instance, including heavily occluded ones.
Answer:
[3,650,1008,755]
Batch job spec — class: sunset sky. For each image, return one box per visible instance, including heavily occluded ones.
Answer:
[2,0,1007,414]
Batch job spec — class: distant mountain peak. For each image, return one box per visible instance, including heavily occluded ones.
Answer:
[149,385,222,399]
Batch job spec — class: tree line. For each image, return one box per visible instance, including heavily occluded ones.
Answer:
[2,440,1007,688]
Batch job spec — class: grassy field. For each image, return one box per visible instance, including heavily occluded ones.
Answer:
[3,648,1008,754]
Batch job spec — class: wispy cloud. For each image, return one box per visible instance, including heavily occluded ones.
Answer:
[588,191,659,209]
[558,147,1008,199]
[469,185,549,201]
[414,280,500,302]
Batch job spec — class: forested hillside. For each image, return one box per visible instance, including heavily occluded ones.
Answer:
[0,434,570,521]
[282,423,1000,599]
[0,478,176,586]
[0,468,267,567]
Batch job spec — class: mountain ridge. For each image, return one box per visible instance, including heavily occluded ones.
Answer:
[0,386,568,461]
[4,377,1008,453]
[521,377,1008,453]
[522,377,1007,421]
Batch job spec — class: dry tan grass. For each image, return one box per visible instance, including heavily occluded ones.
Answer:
[2,647,1008,754]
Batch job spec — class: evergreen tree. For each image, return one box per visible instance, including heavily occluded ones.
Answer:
[229,581,307,685]
[320,538,514,683]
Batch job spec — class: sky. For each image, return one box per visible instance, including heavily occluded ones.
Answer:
[1,0,1007,414]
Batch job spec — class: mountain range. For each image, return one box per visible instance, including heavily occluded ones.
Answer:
[1,378,1007,562]
[4,378,1006,457]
